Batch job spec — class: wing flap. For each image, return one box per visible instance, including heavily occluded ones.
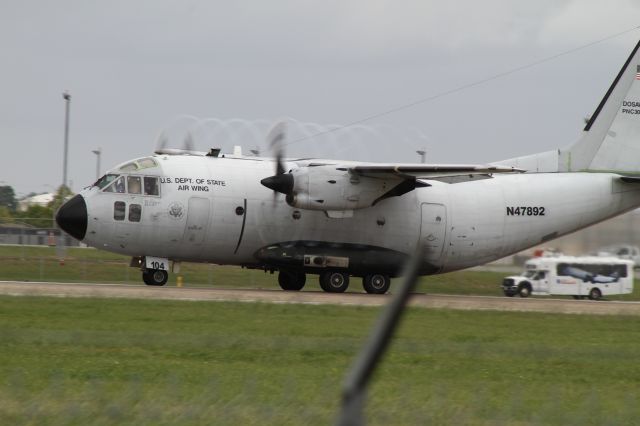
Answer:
[351,164,524,180]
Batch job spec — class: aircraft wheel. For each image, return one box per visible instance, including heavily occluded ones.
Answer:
[588,288,602,301]
[363,274,391,294]
[518,283,531,298]
[319,271,349,293]
[278,270,306,291]
[143,269,168,286]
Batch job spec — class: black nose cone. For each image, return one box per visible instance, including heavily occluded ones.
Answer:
[56,194,87,241]
[261,173,294,194]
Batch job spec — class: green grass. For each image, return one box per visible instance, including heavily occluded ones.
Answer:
[1,296,640,425]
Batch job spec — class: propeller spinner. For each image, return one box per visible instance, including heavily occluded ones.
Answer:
[261,121,294,195]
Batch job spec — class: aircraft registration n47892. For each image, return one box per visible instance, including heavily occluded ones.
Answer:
[57,40,640,294]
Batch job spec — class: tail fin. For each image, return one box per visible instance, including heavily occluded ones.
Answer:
[496,40,640,173]
[563,40,640,173]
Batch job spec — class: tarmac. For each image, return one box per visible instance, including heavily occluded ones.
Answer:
[2,281,640,315]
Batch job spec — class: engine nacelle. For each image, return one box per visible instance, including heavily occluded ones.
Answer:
[286,166,394,211]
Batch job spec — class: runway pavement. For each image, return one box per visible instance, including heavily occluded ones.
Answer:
[2,280,640,315]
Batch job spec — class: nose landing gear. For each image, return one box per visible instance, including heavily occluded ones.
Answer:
[143,269,168,286]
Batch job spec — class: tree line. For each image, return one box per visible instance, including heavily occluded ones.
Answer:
[0,185,74,228]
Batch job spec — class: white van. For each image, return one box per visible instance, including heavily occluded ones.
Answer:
[502,256,634,300]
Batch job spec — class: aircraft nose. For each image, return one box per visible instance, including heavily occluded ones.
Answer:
[55,194,88,241]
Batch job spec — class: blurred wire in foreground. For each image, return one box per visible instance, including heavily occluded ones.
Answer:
[337,245,425,426]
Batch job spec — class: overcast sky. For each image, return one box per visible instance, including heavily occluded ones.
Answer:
[1,0,640,197]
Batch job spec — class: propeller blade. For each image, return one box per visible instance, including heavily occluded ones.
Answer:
[183,132,195,152]
[266,121,287,175]
[156,131,169,151]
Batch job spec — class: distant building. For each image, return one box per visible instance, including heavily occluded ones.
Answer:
[17,193,54,212]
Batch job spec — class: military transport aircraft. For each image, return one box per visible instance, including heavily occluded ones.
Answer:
[57,40,640,294]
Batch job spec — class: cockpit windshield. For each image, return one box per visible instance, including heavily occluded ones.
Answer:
[95,173,160,196]
[103,176,126,193]
[94,174,119,189]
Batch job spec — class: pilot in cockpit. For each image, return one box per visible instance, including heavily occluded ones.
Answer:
[128,177,141,194]
[114,177,125,193]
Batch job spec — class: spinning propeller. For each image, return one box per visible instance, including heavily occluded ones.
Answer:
[260,121,294,197]
[154,131,202,156]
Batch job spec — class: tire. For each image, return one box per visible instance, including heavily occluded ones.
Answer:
[278,270,306,291]
[518,282,531,298]
[588,288,602,301]
[143,269,168,286]
[319,271,350,293]
[363,274,391,294]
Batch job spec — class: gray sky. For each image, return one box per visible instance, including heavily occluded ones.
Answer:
[2,0,640,197]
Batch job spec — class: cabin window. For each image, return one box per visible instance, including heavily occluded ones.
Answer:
[104,176,126,193]
[127,176,142,194]
[144,176,160,196]
[613,265,628,277]
[114,201,126,220]
[129,204,142,222]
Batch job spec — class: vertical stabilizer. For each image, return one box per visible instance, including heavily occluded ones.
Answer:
[562,40,640,173]
[495,40,640,174]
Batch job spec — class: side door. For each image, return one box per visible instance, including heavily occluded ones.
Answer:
[420,203,447,266]
[183,197,210,246]
[536,271,549,293]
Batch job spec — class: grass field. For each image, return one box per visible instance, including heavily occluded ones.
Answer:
[1,296,640,425]
[1,245,639,300]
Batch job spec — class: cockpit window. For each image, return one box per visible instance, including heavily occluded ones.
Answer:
[144,176,160,196]
[127,176,142,194]
[137,157,157,169]
[94,174,119,189]
[119,162,138,172]
[103,176,126,193]
[118,157,157,172]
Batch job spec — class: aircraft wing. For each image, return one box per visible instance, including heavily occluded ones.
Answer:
[350,164,525,180]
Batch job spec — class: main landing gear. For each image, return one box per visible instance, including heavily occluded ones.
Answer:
[142,269,168,286]
[278,270,306,291]
[277,269,392,294]
[362,273,391,294]
[319,271,350,293]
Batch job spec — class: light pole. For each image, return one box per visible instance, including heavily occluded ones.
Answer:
[62,91,71,190]
[416,148,426,164]
[92,148,101,180]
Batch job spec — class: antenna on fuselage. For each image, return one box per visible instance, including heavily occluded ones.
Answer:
[206,148,222,157]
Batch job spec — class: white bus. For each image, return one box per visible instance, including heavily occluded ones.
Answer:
[502,256,634,300]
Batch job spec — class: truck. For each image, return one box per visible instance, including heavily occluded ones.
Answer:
[502,256,634,300]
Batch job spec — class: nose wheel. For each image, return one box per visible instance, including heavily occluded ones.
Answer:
[143,269,168,286]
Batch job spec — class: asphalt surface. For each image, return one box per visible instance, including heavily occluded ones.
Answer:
[2,281,640,315]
